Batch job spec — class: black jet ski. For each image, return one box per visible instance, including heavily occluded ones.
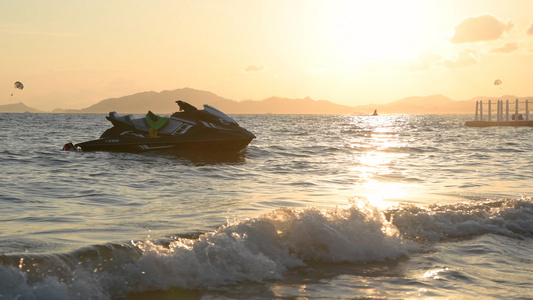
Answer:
[64,100,255,153]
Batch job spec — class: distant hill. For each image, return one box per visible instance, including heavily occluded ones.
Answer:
[0,102,44,113]
[352,95,533,114]
[52,88,354,114]
[230,97,354,114]
[2,88,532,114]
[353,95,472,114]
[54,88,239,114]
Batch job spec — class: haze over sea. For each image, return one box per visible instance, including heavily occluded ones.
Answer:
[0,112,531,299]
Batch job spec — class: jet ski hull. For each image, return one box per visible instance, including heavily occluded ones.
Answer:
[75,130,255,153]
[67,101,256,153]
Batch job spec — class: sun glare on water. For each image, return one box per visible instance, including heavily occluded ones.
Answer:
[352,151,419,209]
[344,115,423,209]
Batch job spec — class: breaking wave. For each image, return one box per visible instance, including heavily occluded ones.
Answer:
[1,197,532,299]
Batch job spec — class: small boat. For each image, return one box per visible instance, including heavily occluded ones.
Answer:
[371,109,378,116]
[64,100,256,153]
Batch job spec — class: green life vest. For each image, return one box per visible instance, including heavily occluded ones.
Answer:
[145,111,169,137]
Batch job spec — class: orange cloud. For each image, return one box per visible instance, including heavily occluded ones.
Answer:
[405,51,443,71]
[441,50,478,68]
[490,43,518,53]
[244,65,265,72]
[450,15,513,43]
[527,21,533,35]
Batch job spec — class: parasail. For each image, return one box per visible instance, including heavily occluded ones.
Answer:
[14,81,24,90]
[494,79,502,86]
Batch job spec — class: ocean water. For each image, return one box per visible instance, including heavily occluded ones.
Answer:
[0,112,531,299]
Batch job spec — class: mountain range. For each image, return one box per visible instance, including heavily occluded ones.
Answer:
[0,102,45,113]
[1,87,530,114]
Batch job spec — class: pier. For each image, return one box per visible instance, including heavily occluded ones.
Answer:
[465,99,533,127]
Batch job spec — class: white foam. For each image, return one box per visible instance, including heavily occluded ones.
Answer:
[390,197,533,241]
[5,197,531,298]
[0,264,111,300]
[125,199,407,293]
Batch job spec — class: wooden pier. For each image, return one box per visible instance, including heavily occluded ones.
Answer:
[465,99,533,127]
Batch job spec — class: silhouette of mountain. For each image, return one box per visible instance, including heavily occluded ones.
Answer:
[353,95,472,114]
[0,102,44,113]
[54,88,238,114]
[352,95,533,114]
[2,88,531,114]
[231,97,354,114]
[53,88,354,114]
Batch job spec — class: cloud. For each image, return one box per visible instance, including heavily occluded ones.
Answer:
[450,15,513,43]
[360,50,477,72]
[244,65,265,72]
[527,22,533,35]
[441,50,478,68]
[410,51,443,71]
[490,43,518,53]
[399,50,477,71]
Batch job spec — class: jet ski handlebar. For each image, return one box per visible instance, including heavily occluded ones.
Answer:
[176,100,198,113]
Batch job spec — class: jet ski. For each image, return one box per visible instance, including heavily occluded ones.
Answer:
[64,100,256,153]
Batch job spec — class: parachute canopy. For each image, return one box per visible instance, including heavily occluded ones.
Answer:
[14,81,24,90]
[494,79,502,86]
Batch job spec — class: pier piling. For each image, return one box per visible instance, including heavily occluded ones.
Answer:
[465,98,533,127]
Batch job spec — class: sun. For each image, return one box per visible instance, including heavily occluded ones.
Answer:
[318,1,430,65]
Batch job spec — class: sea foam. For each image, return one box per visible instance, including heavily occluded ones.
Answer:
[125,199,407,293]
[0,199,407,299]
[2,197,532,299]
[389,196,533,241]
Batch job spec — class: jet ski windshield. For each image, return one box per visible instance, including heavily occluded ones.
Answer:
[203,104,239,125]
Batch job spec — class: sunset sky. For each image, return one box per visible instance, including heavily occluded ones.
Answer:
[2,0,533,111]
